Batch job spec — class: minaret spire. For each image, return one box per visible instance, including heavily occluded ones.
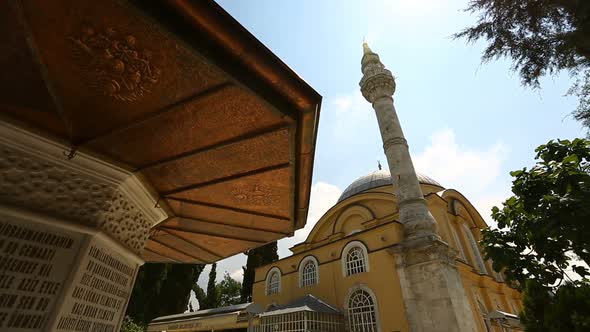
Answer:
[362,40,372,55]
[359,42,437,241]
[359,43,478,332]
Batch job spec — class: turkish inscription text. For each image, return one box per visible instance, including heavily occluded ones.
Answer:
[55,244,136,332]
[0,221,77,331]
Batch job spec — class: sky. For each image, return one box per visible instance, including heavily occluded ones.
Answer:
[191,0,586,302]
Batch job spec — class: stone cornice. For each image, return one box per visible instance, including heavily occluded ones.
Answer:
[0,121,167,227]
[0,121,169,253]
[391,237,458,268]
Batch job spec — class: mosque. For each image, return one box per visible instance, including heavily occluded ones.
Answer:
[148,45,523,332]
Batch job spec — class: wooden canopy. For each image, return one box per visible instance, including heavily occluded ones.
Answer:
[0,0,321,263]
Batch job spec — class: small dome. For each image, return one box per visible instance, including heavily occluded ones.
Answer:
[338,169,443,203]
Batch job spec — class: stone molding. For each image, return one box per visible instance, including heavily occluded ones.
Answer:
[0,121,168,253]
[382,136,408,150]
[359,71,396,103]
[393,237,458,268]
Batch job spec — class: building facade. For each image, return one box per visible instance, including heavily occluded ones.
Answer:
[252,170,522,332]
[149,170,523,332]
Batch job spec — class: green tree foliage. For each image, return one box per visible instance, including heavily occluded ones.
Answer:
[192,268,242,310]
[456,0,590,128]
[217,272,243,307]
[241,242,278,302]
[521,281,590,331]
[120,316,145,332]
[202,263,219,309]
[482,138,590,331]
[126,263,204,325]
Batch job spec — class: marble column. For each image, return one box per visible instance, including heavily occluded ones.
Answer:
[0,122,167,332]
[360,43,477,331]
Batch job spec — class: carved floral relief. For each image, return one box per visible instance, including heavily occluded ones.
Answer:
[69,26,160,102]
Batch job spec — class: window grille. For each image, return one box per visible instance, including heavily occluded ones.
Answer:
[255,311,344,332]
[347,289,378,332]
[267,271,280,295]
[345,247,367,276]
[301,260,317,287]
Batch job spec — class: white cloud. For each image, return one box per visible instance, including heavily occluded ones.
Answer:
[333,90,368,114]
[278,182,342,258]
[230,268,243,282]
[413,128,509,224]
[472,195,509,226]
[414,128,507,193]
[329,90,375,140]
[333,95,353,112]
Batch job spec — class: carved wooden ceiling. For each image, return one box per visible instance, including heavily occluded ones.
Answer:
[0,0,321,263]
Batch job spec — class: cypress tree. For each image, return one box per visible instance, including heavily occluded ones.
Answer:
[240,241,278,302]
[193,284,206,310]
[126,263,204,325]
[203,263,219,309]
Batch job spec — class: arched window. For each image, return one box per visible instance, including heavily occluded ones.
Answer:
[266,267,281,295]
[342,241,369,277]
[299,256,319,287]
[450,224,467,261]
[347,288,379,332]
[462,224,488,275]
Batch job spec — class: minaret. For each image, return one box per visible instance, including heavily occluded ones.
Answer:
[360,43,477,332]
[359,42,438,242]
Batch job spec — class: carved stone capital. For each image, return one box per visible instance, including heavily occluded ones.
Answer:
[359,71,396,103]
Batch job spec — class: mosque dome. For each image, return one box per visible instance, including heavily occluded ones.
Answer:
[338,169,443,203]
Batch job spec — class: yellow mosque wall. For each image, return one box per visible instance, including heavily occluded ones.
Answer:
[252,183,523,332]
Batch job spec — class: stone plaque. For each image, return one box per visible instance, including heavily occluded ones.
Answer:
[53,237,138,332]
[0,218,82,331]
